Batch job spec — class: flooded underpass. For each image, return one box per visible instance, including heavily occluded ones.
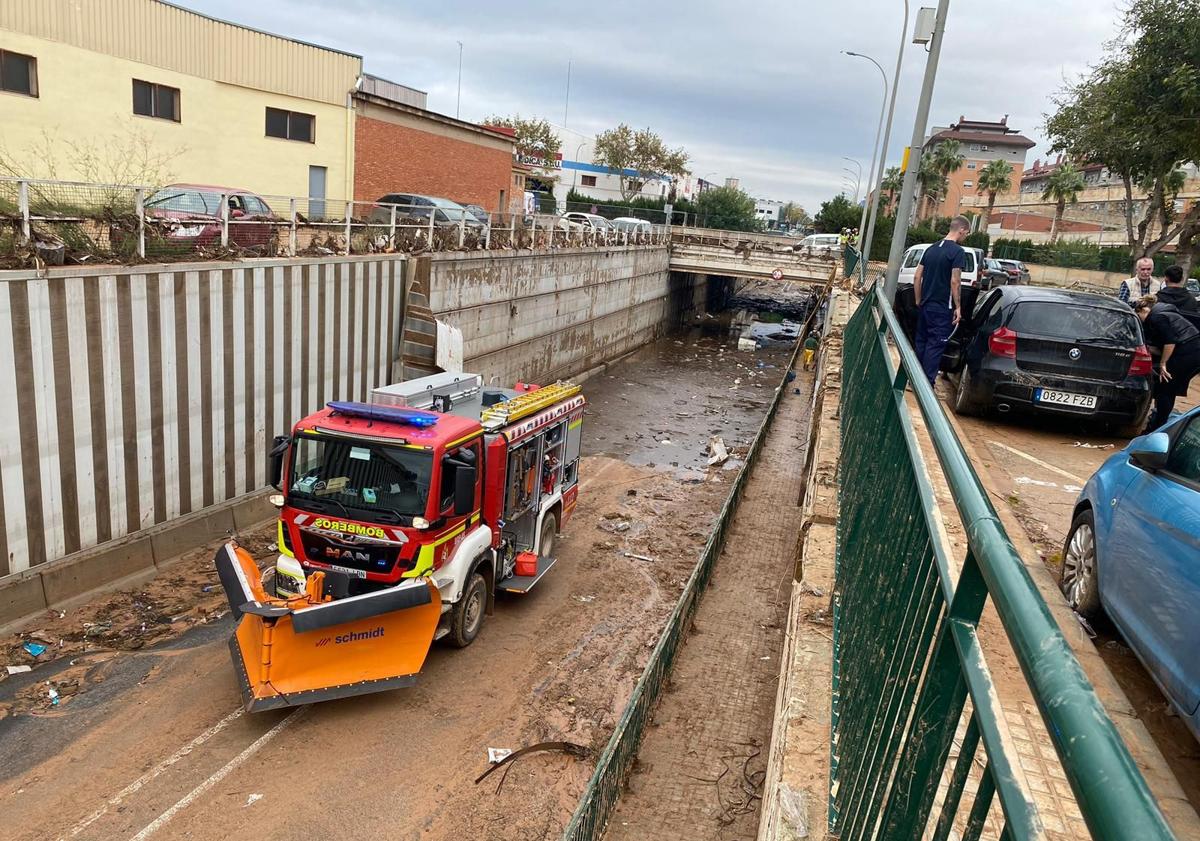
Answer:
[0,288,819,841]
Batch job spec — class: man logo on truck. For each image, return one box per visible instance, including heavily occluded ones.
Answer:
[324,547,371,563]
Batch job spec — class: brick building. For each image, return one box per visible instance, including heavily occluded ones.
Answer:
[353,75,516,213]
[921,116,1035,218]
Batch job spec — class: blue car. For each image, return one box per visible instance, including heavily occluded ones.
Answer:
[1061,407,1200,739]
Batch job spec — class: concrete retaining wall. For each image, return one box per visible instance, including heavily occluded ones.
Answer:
[1024,262,1127,291]
[429,246,688,385]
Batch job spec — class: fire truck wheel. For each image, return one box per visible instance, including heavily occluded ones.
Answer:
[539,512,558,559]
[449,572,486,648]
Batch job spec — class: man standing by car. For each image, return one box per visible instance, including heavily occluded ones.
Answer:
[1118,257,1163,305]
[1134,294,1200,431]
[1155,265,1198,313]
[913,216,969,385]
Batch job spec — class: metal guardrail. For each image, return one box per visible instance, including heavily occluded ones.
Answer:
[562,290,826,840]
[832,284,1173,839]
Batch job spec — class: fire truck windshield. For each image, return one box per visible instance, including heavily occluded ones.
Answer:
[288,434,433,522]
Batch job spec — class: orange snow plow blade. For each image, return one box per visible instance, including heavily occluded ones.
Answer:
[214,543,441,712]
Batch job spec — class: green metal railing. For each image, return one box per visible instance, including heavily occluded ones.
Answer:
[832,285,1174,839]
[562,291,827,840]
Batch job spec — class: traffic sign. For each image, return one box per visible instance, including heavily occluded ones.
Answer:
[771,268,784,281]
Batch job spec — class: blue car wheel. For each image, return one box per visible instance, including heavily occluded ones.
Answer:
[1060,509,1102,619]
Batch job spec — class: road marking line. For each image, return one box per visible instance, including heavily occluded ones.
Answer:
[127,708,306,841]
[61,707,245,840]
[987,440,1085,485]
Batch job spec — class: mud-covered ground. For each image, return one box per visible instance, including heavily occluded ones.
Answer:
[0,322,797,841]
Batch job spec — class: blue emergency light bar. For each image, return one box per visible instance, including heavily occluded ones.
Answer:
[326,401,439,428]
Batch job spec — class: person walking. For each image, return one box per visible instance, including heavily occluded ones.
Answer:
[1134,294,1200,432]
[1155,265,1198,313]
[802,332,819,370]
[913,216,970,385]
[1117,257,1163,305]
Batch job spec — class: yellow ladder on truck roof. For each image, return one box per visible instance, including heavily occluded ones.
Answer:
[481,381,581,430]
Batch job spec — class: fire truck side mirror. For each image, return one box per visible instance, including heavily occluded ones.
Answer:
[268,435,290,490]
[453,465,477,516]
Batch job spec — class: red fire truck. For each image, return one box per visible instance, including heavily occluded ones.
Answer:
[216,372,584,711]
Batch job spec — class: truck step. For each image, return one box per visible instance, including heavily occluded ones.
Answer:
[498,556,557,594]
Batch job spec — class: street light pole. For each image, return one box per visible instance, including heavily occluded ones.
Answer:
[883,0,951,302]
[571,139,587,195]
[842,157,862,203]
[455,41,463,119]
[861,1,909,272]
[842,51,888,245]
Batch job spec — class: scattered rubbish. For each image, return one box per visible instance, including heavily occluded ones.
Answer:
[777,783,810,839]
[738,337,757,352]
[623,552,655,562]
[487,747,513,764]
[1072,441,1114,450]
[659,439,672,445]
[707,436,730,467]
[800,582,826,598]
[599,519,631,533]
[785,371,797,383]
[47,686,60,706]
[6,665,32,675]
[23,642,47,658]
[245,794,264,807]
[1075,614,1097,639]
[202,584,216,592]
[476,741,591,790]
[575,595,596,603]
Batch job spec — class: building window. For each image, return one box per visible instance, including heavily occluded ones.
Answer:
[132,79,180,121]
[0,49,38,97]
[266,107,315,142]
[581,174,597,187]
[966,162,976,170]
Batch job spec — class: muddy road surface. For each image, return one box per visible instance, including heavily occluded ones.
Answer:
[0,326,796,841]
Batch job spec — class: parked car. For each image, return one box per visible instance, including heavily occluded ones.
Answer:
[1060,408,1200,739]
[798,233,841,255]
[897,242,982,290]
[611,217,652,234]
[461,203,490,226]
[558,212,613,232]
[137,184,278,252]
[997,258,1030,284]
[367,193,483,229]
[981,258,1014,290]
[940,286,1152,431]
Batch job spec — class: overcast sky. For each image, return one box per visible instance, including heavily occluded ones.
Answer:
[183,0,1124,213]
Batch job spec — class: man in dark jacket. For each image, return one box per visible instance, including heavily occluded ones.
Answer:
[1134,294,1200,431]
[1155,265,1198,313]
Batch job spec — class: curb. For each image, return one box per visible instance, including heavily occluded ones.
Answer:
[0,490,276,634]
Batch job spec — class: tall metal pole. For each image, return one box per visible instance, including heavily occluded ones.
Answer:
[842,157,862,203]
[563,59,572,126]
[843,51,888,243]
[861,1,909,267]
[455,41,463,119]
[883,0,951,302]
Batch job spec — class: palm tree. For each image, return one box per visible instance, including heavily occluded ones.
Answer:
[880,166,903,214]
[1042,162,1086,244]
[916,153,947,220]
[976,159,1013,231]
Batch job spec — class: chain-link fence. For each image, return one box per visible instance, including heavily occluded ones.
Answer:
[0,178,672,268]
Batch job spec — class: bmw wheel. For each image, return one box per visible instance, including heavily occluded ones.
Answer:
[952,366,983,416]
[1060,510,1102,620]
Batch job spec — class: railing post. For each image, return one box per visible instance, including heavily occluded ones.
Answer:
[510,212,516,247]
[220,193,229,248]
[530,214,536,249]
[17,180,30,243]
[484,213,492,249]
[289,198,297,256]
[427,209,435,248]
[388,204,397,250]
[458,212,466,248]
[344,201,353,254]
[134,187,146,258]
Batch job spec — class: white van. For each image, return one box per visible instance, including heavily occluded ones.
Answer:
[897,242,980,289]
[799,233,842,255]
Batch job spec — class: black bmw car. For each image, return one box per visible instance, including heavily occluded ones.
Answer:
[940,286,1153,433]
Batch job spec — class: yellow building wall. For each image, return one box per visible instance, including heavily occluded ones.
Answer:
[0,31,355,201]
